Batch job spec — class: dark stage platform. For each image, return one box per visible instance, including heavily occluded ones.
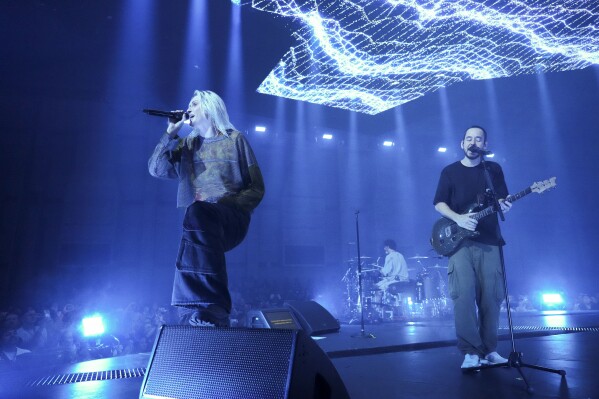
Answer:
[3,311,599,399]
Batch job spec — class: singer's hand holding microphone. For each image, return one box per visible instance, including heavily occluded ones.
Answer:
[167,110,189,136]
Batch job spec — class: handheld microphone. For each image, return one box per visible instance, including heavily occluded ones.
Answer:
[143,109,188,121]
[468,145,493,155]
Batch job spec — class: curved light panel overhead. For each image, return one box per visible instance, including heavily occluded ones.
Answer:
[253,0,599,114]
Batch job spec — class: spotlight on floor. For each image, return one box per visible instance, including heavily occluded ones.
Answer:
[81,315,105,337]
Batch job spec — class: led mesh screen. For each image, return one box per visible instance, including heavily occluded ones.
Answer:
[254,0,599,114]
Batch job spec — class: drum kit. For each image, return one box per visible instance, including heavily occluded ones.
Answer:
[342,254,452,323]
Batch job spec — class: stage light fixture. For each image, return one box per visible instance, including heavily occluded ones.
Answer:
[382,140,395,147]
[542,293,564,305]
[438,147,447,153]
[322,133,333,140]
[255,125,267,132]
[253,0,599,114]
[81,315,105,337]
[540,292,566,311]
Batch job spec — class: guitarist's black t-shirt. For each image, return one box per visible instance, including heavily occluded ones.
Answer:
[433,160,509,246]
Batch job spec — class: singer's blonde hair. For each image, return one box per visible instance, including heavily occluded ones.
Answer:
[190,90,235,135]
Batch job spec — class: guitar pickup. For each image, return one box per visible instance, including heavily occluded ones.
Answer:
[444,225,452,237]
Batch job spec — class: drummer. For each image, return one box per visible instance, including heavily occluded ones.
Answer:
[376,239,409,290]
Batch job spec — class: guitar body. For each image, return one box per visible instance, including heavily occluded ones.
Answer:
[430,176,557,257]
[430,217,480,257]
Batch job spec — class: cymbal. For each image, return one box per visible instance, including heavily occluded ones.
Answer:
[426,265,448,269]
[347,256,372,262]
[408,255,443,259]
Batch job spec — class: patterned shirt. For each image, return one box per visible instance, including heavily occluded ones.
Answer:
[149,130,265,213]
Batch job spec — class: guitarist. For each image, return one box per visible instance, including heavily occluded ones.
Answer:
[433,126,512,369]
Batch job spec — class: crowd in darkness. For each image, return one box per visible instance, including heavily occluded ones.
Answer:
[1,280,598,373]
[0,276,316,373]
[500,292,599,312]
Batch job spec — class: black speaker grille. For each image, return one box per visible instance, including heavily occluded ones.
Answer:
[27,368,145,386]
[143,326,297,399]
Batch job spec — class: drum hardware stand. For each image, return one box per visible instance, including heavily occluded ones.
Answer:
[469,152,565,394]
[351,210,375,339]
[341,266,354,319]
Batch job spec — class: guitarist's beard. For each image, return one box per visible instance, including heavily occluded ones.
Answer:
[463,146,482,160]
[464,151,481,160]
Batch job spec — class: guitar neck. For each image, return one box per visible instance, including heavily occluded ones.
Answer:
[473,187,532,220]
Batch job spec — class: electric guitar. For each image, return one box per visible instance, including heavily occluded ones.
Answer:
[430,177,557,256]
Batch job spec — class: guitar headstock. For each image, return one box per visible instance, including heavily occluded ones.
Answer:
[531,177,557,194]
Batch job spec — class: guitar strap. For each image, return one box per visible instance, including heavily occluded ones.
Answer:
[480,158,505,222]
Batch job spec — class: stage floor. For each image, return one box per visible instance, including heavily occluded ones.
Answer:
[3,310,599,398]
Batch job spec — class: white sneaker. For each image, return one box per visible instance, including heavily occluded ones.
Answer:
[461,354,481,369]
[485,351,508,364]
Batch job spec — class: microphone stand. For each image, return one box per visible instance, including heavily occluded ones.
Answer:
[471,153,565,394]
[351,211,375,339]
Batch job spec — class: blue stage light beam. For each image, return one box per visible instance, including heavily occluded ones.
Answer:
[253,0,599,114]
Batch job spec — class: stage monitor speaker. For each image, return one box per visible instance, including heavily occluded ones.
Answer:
[139,325,349,399]
[247,307,302,330]
[284,300,340,336]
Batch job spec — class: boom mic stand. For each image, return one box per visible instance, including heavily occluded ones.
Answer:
[351,210,375,339]
[472,153,565,394]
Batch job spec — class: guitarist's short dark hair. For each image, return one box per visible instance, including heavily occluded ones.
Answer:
[464,125,487,142]
[383,239,397,250]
